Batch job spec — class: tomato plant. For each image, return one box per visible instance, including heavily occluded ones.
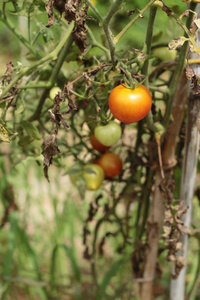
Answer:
[89,134,110,152]
[95,152,122,178]
[70,164,104,190]
[109,84,152,123]
[94,121,122,147]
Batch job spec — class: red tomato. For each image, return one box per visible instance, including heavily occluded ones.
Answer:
[89,134,110,152]
[96,152,122,178]
[109,84,152,123]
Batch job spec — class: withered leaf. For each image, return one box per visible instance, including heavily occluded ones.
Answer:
[186,64,195,81]
[176,206,188,219]
[177,256,185,266]
[64,0,88,53]
[49,90,70,129]
[163,225,172,238]
[41,130,60,182]
[128,9,136,17]
[65,0,77,23]
[46,0,55,28]
[169,37,189,50]
[164,209,173,224]
[174,215,184,225]
[54,0,66,14]
[176,242,182,251]
[168,254,176,262]
[0,124,10,143]
[185,65,200,94]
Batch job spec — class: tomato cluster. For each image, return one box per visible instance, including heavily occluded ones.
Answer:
[70,83,152,191]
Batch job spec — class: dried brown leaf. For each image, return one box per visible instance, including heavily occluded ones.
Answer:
[163,225,172,238]
[41,130,60,182]
[64,0,88,53]
[176,242,182,251]
[176,207,188,219]
[128,9,136,16]
[168,254,176,262]
[65,0,77,22]
[164,209,173,223]
[169,37,189,50]
[46,0,55,28]
[54,0,66,14]
[177,256,185,266]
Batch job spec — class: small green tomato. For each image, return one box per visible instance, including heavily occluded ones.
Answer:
[94,121,122,147]
[49,87,61,100]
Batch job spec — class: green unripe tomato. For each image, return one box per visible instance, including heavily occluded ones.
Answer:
[153,47,177,62]
[49,87,61,100]
[94,121,122,147]
[49,87,69,108]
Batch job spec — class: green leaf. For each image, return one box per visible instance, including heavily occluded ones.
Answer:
[20,121,41,140]
[18,136,34,147]
[50,244,81,283]
[0,124,11,143]
[97,260,123,300]
[84,167,96,174]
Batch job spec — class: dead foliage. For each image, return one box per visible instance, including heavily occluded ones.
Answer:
[48,90,72,130]
[0,62,19,104]
[160,179,189,279]
[46,0,89,53]
[186,64,200,95]
[41,130,60,182]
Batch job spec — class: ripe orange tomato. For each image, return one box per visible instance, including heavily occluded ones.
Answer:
[96,152,122,179]
[89,134,110,152]
[109,84,152,123]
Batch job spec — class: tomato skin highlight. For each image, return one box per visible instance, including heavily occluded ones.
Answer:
[89,134,110,152]
[95,152,122,178]
[109,84,152,123]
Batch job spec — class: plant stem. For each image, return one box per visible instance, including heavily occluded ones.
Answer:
[102,0,123,65]
[0,14,40,59]
[114,0,157,44]
[28,33,74,121]
[141,5,157,84]
[164,2,197,125]
[86,0,123,65]
[86,26,111,60]
[104,0,123,24]
[85,0,103,23]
